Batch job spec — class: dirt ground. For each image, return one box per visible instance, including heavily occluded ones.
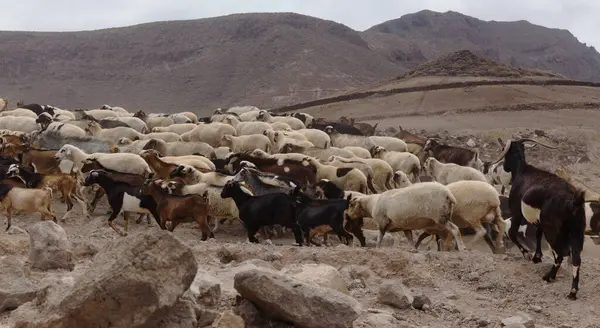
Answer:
[3,106,600,328]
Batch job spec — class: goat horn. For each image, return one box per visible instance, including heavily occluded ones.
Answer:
[517,138,558,149]
[491,139,512,165]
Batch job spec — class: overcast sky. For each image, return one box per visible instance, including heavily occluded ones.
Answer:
[2,0,598,48]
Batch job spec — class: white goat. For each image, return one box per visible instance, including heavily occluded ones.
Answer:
[55,144,151,177]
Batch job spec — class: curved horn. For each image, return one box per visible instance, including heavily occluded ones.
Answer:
[517,138,558,149]
[491,139,512,165]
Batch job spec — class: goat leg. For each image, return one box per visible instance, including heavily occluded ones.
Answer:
[532,225,544,263]
[5,208,11,231]
[289,223,304,246]
[331,222,353,246]
[122,212,130,236]
[414,231,431,250]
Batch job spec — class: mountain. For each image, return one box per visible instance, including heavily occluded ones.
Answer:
[364,10,600,82]
[0,11,599,115]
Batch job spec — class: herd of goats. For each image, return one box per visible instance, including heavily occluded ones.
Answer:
[0,98,598,300]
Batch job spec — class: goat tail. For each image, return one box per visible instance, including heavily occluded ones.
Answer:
[366,174,378,194]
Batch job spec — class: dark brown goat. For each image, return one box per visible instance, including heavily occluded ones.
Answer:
[225,152,317,185]
[142,179,213,239]
[423,138,482,168]
[0,143,62,174]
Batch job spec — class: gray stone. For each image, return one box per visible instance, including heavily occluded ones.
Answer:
[27,221,74,271]
[466,139,477,147]
[211,310,244,328]
[501,311,535,328]
[234,268,362,328]
[0,256,40,313]
[378,280,413,309]
[280,263,348,294]
[72,240,99,259]
[156,298,197,328]
[196,308,220,328]
[412,294,431,310]
[7,226,28,236]
[353,313,405,328]
[189,268,221,307]
[13,230,198,328]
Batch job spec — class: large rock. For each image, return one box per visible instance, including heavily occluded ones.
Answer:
[28,221,74,271]
[189,268,221,307]
[211,310,245,328]
[234,268,362,328]
[378,280,413,309]
[280,263,348,294]
[13,230,198,328]
[0,256,40,313]
[501,312,535,328]
[156,298,198,328]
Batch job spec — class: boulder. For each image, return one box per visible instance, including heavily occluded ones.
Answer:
[234,268,362,328]
[72,240,99,259]
[156,298,198,328]
[189,268,221,307]
[211,310,244,328]
[0,256,40,313]
[28,221,74,271]
[280,263,348,294]
[378,280,413,309]
[501,312,535,328]
[13,230,198,328]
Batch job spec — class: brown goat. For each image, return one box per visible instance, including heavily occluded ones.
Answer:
[6,164,88,222]
[139,149,211,179]
[395,125,427,146]
[0,184,55,231]
[225,152,317,185]
[339,117,378,136]
[141,179,213,239]
[0,143,62,174]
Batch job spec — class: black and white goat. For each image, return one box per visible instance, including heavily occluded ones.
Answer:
[490,138,585,300]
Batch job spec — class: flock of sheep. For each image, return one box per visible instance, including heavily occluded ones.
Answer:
[0,98,595,300]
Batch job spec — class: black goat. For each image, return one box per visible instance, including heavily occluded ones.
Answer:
[308,122,363,136]
[220,180,303,245]
[83,170,159,236]
[291,187,354,246]
[491,138,585,300]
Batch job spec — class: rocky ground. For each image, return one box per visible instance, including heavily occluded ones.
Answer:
[1,125,599,328]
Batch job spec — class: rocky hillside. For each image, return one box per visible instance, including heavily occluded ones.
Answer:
[365,10,600,82]
[1,11,599,115]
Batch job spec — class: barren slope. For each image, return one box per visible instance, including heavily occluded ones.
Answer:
[364,10,600,82]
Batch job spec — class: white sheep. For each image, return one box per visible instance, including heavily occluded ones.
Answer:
[139,150,215,172]
[51,108,76,121]
[140,132,182,142]
[294,128,330,149]
[369,136,408,152]
[343,146,371,159]
[327,155,393,193]
[0,117,39,133]
[85,121,142,143]
[211,113,237,123]
[106,117,148,133]
[302,147,355,162]
[345,182,466,250]
[371,146,421,182]
[0,98,7,112]
[226,106,260,116]
[239,109,262,121]
[177,111,198,123]
[151,123,197,135]
[423,157,487,185]
[214,146,232,160]
[392,171,413,189]
[170,164,233,186]
[256,110,305,130]
[269,121,292,131]
[181,122,237,147]
[220,134,272,153]
[224,116,271,136]
[43,122,86,138]
[83,109,119,120]
[0,108,38,118]
[100,104,129,115]
[55,144,151,177]
[161,180,239,232]
[169,113,192,124]
[303,157,369,193]
[445,180,505,251]
[134,111,174,130]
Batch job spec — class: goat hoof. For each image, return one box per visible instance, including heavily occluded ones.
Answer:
[567,292,577,300]
[532,254,543,264]
[542,275,555,282]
